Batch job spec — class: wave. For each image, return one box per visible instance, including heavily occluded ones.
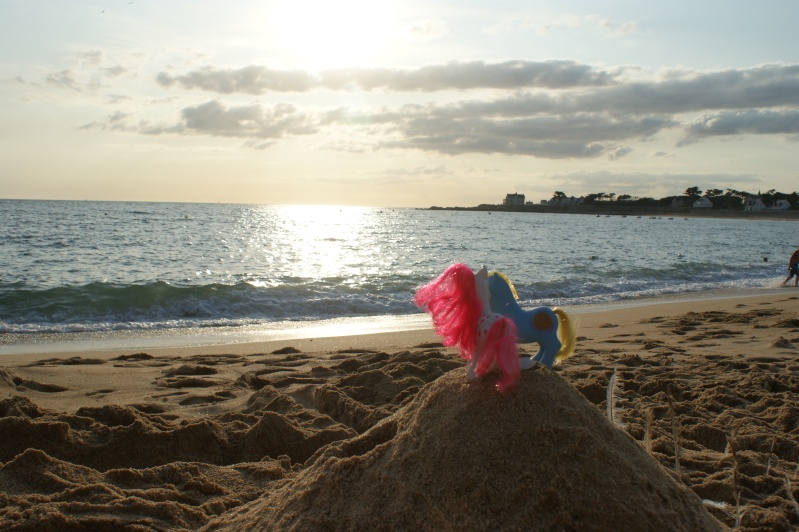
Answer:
[0,258,781,335]
[0,280,422,334]
[508,261,779,306]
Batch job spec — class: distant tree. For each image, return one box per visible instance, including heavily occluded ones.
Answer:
[684,186,701,198]
[707,189,747,210]
[583,193,603,205]
[617,194,632,202]
[553,191,567,199]
[725,188,750,201]
[761,189,778,206]
[634,197,660,206]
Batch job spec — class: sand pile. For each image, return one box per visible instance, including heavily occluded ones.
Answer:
[204,366,720,531]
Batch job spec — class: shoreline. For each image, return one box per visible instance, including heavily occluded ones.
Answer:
[1,286,794,360]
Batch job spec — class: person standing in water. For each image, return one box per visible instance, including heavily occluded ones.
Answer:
[781,246,799,287]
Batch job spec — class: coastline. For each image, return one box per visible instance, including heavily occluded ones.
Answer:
[429,203,799,221]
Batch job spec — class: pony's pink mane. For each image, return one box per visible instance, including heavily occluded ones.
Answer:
[414,263,482,360]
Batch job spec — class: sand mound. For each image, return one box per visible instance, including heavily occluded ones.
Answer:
[204,366,720,531]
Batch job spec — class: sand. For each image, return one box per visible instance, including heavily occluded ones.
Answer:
[1,293,798,530]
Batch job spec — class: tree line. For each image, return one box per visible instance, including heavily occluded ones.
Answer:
[551,187,799,210]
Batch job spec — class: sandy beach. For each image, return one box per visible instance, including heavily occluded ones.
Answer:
[2,293,799,530]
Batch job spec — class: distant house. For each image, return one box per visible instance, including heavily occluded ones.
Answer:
[771,199,791,210]
[503,193,525,206]
[692,197,713,209]
[670,197,686,208]
[744,195,766,211]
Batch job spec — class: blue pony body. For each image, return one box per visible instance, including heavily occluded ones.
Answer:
[487,271,575,368]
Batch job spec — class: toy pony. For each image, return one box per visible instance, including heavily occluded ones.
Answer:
[414,263,575,392]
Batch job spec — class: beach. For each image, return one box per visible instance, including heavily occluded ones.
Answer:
[2,292,799,530]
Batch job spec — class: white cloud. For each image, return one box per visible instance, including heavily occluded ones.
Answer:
[155,60,621,94]
[149,100,318,139]
[680,109,799,145]
[403,19,449,43]
[490,13,637,39]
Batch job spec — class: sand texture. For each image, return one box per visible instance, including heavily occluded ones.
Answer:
[1,294,799,530]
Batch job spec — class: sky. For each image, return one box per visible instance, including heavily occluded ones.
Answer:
[1,0,798,208]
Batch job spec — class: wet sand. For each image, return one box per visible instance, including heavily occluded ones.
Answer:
[2,293,798,530]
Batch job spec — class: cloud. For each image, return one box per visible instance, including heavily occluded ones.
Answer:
[403,19,450,42]
[73,50,105,67]
[528,64,799,116]
[535,14,638,37]
[546,171,762,196]
[487,13,637,38]
[361,100,677,158]
[80,111,133,131]
[156,67,318,94]
[87,60,799,159]
[117,95,673,159]
[382,165,455,177]
[144,100,318,139]
[34,50,136,93]
[155,60,621,94]
[154,62,799,122]
[680,109,799,144]
[45,69,84,91]
[608,146,633,160]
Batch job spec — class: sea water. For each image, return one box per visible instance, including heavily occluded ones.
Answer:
[1,199,796,339]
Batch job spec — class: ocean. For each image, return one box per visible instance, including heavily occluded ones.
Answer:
[1,199,797,347]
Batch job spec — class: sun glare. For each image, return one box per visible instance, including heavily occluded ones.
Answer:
[270,0,392,70]
[273,205,378,279]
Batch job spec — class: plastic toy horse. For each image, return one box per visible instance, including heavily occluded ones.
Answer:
[414,263,575,392]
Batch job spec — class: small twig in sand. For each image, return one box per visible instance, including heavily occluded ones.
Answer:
[728,425,743,528]
[667,391,680,472]
[765,430,778,477]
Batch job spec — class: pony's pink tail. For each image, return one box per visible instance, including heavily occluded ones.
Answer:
[414,263,481,360]
[476,317,520,393]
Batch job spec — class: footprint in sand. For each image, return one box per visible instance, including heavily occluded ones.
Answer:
[86,389,115,397]
[25,356,106,367]
[111,353,154,361]
[770,337,794,349]
[158,377,220,389]
[162,364,219,377]
[178,391,236,406]
[271,347,302,355]
[13,379,69,393]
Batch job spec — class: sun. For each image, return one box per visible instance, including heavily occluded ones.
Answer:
[270,0,393,71]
